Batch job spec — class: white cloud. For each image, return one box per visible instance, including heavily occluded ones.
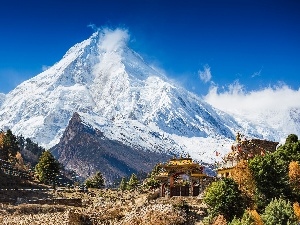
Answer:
[204,81,300,137]
[98,28,129,53]
[198,65,212,83]
[205,82,300,113]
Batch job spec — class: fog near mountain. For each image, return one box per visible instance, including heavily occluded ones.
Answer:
[0,28,297,165]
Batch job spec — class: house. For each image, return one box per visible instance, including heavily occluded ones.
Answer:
[217,133,279,178]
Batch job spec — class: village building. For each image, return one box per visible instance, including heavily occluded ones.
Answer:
[217,133,279,178]
[155,156,208,197]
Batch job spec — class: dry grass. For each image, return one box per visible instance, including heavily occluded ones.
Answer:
[0,189,207,225]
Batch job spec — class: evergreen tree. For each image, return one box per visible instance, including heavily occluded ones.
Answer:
[17,135,25,151]
[1,129,19,161]
[228,210,255,225]
[203,178,246,221]
[85,171,105,189]
[25,137,45,157]
[35,150,60,187]
[119,177,127,191]
[261,198,298,225]
[0,131,5,160]
[248,153,289,210]
[128,173,139,190]
[285,134,298,144]
[144,164,162,189]
[249,134,300,210]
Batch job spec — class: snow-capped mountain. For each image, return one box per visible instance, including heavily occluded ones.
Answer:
[0,93,5,107]
[0,29,290,164]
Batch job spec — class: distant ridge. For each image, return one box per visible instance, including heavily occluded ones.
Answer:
[51,112,171,182]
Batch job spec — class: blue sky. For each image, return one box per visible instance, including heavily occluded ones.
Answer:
[0,0,299,97]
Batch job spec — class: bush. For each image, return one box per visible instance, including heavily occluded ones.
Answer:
[203,178,245,221]
[228,210,255,225]
[261,198,298,225]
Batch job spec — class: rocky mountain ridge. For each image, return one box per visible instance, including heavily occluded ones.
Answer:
[51,112,171,182]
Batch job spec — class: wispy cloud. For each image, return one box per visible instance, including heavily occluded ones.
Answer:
[87,23,98,31]
[98,28,129,52]
[251,68,262,78]
[198,65,212,83]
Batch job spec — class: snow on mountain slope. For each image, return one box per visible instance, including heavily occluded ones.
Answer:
[0,93,5,107]
[0,28,287,164]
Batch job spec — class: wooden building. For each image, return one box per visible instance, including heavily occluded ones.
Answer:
[155,156,208,197]
[217,133,279,178]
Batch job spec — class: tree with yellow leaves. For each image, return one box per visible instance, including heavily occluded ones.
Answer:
[293,202,300,222]
[289,161,300,197]
[231,160,256,206]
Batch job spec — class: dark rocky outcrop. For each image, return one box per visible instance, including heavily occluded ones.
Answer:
[51,112,172,184]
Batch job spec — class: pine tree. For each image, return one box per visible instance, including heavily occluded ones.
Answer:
[35,150,60,187]
[85,171,105,189]
[0,131,5,160]
[1,129,19,161]
[228,210,255,225]
[128,173,139,190]
[119,177,127,191]
[261,198,298,225]
[286,134,298,144]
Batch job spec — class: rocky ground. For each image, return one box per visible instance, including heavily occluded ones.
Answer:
[0,188,208,225]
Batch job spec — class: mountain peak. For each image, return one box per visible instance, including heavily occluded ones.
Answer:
[0,29,287,166]
[97,28,129,53]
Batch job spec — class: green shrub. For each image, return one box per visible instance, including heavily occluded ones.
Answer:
[228,210,255,225]
[261,198,298,225]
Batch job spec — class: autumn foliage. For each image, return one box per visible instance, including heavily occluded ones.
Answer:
[289,161,300,196]
[293,202,300,222]
[231,160,255,201]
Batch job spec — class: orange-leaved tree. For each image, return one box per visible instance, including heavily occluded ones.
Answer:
[289,161,300,197]
[231,159,256,206]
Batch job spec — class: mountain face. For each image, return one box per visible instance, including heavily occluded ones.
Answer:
[0,93,5,107]
[0,28,290,172]
[51,112,171,182]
